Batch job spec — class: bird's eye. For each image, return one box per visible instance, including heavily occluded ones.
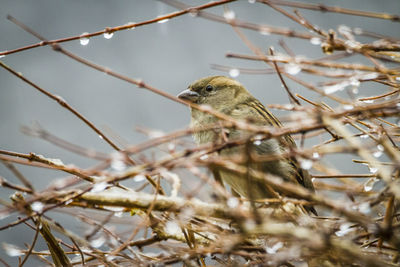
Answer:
[205,85,214,92]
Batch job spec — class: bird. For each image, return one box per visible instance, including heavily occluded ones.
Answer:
[177,76,316,215]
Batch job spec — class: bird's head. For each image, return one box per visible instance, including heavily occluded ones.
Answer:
[177,76,250,112]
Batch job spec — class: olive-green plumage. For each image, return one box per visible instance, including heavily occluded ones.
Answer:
[178,76,316,214]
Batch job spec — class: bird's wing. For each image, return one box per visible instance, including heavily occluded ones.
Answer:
[230,98,316,191]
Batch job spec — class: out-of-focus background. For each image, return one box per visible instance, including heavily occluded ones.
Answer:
[0,0,399,265]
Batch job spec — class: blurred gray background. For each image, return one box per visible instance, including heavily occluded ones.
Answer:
[0,0,399,265]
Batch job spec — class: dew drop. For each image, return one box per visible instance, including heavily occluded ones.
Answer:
[284,63,301,75]
[79,32,90,46]
[248,0,256,3]
[352,87,359,94]
[310,37,321,45]
[103,32,114,39]
[360,134,368,139]
[98,135,104,139]
[229,68,240,78]
[227,197,239,208]
[223,10,236,21]
[300,159,313,170]
[377,145,384,151]
[31,202,44,213]
[0,55,5,59]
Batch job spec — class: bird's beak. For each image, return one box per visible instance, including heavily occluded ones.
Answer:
[177,89,200,103]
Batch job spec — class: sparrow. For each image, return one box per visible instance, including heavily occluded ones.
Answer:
[178,76,316,214]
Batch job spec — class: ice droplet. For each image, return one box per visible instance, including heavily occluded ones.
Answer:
[253,140,262,146]
[343,105,354,110]
[125,22,136,29]
[149,130,165,138]
[300,159,313,170]
[284,63,301,75]
[111,152,126,171]
[350,78,360,87]
[134,174,146,182]
[368,166,378,174]
[361,99,374,104]
[364,177,378,192]
[31,202,44,213]
[335,223,353,236]
[168,143,175,151]
[223,10,236,21]
[189,9,198,17]
[312,152,320,159]
[373,151,382,158]
[90,236,105,248]
[229,68,240,78]
[103,32,114,39]
[323,81,350,94]
[227,197,239,208]
[259,27,271,36]
[353,27,363,35]
[358,202,371,214]
[200,154,209,160]
[157,18,169,24]
[165,221,181,236]
[91,182,110,193]
[3,243,24,257]
[266,242,283,254]
[310,37,321,45]
[80,32,90,46]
